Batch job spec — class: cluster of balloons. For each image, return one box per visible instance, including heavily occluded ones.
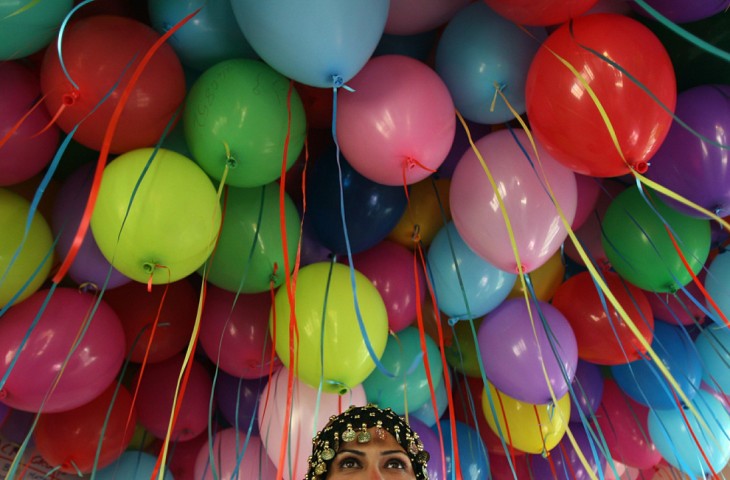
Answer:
[1,0,730,478]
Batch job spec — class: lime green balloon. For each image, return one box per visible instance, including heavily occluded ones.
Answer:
[0,189,53,308]
[445,318,483,378]
[184,59,306,188]
[204,183,300,293]
[90,148,221,284]
[271,262,388,394]
[601,186,710,293]
[0,0,73,60]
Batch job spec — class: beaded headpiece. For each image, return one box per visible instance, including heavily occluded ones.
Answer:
[304,404,430,479]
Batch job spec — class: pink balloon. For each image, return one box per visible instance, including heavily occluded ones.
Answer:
[0,288,124,413]
[258,366,366,480]
[194,430,276,479]
[351,240,426,332]
[450,129,577,274]
[604,460,640,480]
[134,355,212,442]
[336,55,455,186]
[199,285,280,379]
[0,61,59,186]
[385,0,470,35]
[572,174,603,230]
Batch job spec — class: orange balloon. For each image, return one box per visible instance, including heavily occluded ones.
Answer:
[388,177,450,249]
[507,250,565,302]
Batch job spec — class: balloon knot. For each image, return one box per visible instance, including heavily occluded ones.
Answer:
[62,90,79,106]
[331,75,355,92]
[411,224,421,243]
[515,264,526,275]
[78,282,99,293]
[630,160,649,174]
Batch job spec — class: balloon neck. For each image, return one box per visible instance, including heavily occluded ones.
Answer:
[332,75,344,89]
[327,380,349,396]
[0,389,6,400]
[630,160,649,174]
[62,90,79,107]
[515,264,526,275]
[78,282,99,293]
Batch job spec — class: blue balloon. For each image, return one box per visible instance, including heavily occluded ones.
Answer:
[695,325,730,395]
[611,322,703,410]
[148,0,257,72]
[648,390,730,477]
[705,251,730,326]
[230,0,389,88]
[96,451,174,480]
[434,2,546,124]
[411,369,450,427]
[428,223,516,320]
[435,420,489,480]
[307,148,407,255]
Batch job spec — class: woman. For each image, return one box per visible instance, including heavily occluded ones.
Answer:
[304,404,431,479]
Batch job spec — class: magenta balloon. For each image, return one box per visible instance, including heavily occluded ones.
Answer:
[194,430,276,480]
[0,61,59,186]
[646,85,730,217]
[52,164,131,290]
[572,174,602,230]
[351,240,426,332]
[199,285,280,379]
[0,288,124,413]
[336,55,456,186]
[478,299,578,405]
[450,129,577,274]
[644,283,705,326]
[385,0,470,35]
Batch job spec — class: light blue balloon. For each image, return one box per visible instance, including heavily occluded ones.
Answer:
[428,223,516,320]
[434,2,546,124]
[363,327,444,416]
[411,370,449,427]
[230,0,389,87]
[435,420,489,480]
[696,326,730,395]
[0,0,73,60]
[148,0,257,72]
[611,322,703,410]
[96,451,174,480]
[648,390,730,478]
[705,252,730,326]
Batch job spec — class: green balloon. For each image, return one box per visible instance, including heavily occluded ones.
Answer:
[0,0,73,60]
[204,182,300,293]
[184,59,306,188]
[601,186,710,293]
[445,318,483,378]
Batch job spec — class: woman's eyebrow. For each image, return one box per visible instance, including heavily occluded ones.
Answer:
[337,449,365,457]
[380,450,408,456]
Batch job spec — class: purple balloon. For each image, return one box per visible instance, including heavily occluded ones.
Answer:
[408,417,444,480]
[215,370,267,435]
[52,163,131,289]
[569,361,605,423]
[437,118,490,179]
[647,85,730,217]
[0,408,34,445]
[631,0,730,23]
[299,216,333,266]
[529,424,606,480]
[478,299,579,405]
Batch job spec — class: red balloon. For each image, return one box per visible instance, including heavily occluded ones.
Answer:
[40,15,186,153]
[552,271,654,365]
[102,279,197,364]
[484,0,598,26]
[35,384,136,474]
[525,14,676,177]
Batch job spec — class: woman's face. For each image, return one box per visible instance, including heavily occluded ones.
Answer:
[326,428,416,479]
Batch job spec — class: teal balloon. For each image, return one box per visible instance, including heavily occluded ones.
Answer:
[704,252,730,326]
[411,370,449,427]
[96,451,174,480]
[648,390,730,478]
[363,327,444,415]
[428,223,516,320]
[230,0,389,88]
[0,0,72,60]
[204,183,300,293]
[696,326,730,395]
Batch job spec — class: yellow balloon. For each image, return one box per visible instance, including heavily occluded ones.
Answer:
[507,250,565,301]
[0,189,54,308]
[481,380,570,454]
[388,178,451,249]
[271,262,388,395]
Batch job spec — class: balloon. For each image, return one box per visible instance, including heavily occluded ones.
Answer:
[601,186,711,293]
[134,355,212,441]
[40,15,186,153]
[411,371,449,427]
[363,327,443,415]
[705,251,730,326]
[271,262,388,394]
[645,283,705,326]
[0,61,59,186]
[336,55,456,186]
[0,288,124,413]
[102,279,197,364]
[351,241,426,332]
[631,0,730,23]
[445,318,484,378]
[525,14,676,177]
[506,250,565,302]
[35,384,136,473]
[481,382,571,454]
[215,372,268,434]
[164,432,207,480]
[90,148,222,284]
[435,3,545,124]
[491,454,532,480]
[194,430,276,479]
[96,451,174,480]
[258,366,366,480]
[569,360,605,423]
[552,271,654,365]
[0,188,54,309]
[231,0,389,88]
[603,461,640,480]
[483,0,599,25]
[478,299,579,405]
[695,325,730,395]
[148,0,257,72]
[429,223,517,320]
[199,286,279,379]
[408,417,444,479]
[184,59,306,188]
[385,0,469,35]
[572,175,603,230]
[388,177,452,249]
[648,390,730,477]
[529,424,606,480]
[646,85,730,217]
[437,420,490,480]
[438,119,491,179]
[307,148,407,255]
[204,183,301,293]
[450,129,577,274]
[374,30,439,62]
[611,323,703,410]
[298,217,333,267]
[0,0,72,59]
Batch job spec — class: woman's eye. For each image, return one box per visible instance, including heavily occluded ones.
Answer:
[385,458,407,469]
[339,457,361,469]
